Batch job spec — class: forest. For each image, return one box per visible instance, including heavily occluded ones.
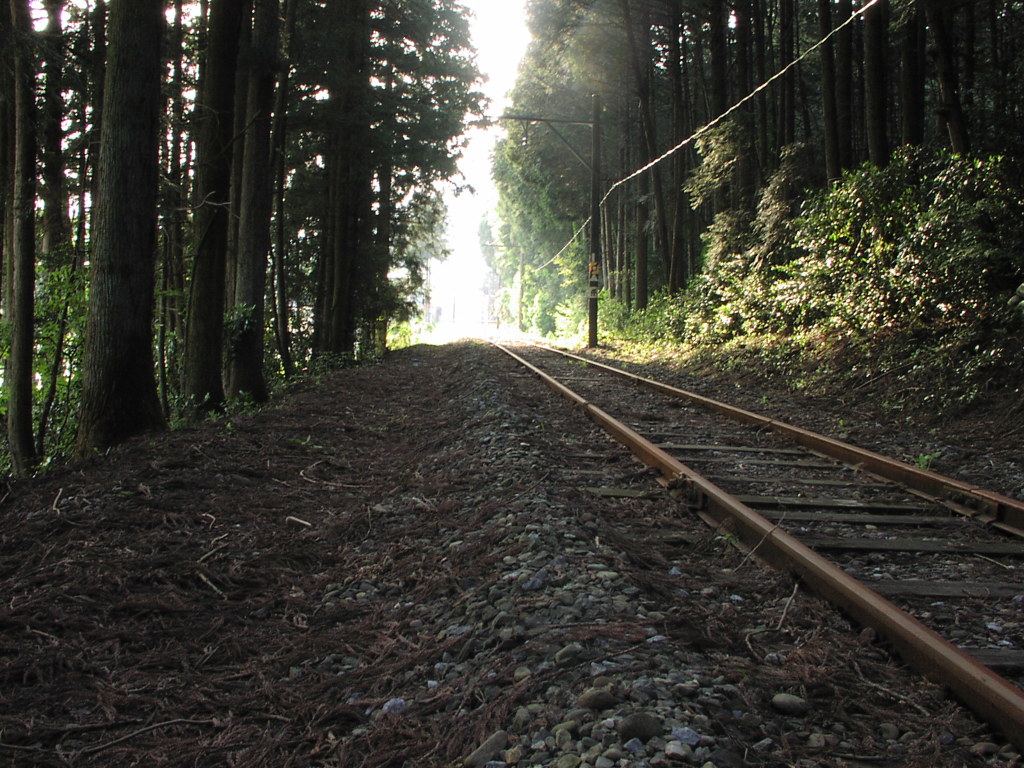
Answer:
[3,0,1024,479]
[0,0,485,474]
[490,0,1024,411]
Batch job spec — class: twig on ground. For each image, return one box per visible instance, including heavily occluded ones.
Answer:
[775,581,801,630]
[197,571,227,599]
[76,718,217,757]
[851,660,933,717]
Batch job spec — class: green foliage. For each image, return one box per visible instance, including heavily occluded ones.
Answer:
[0,248,89,472]
[679,149,1024,344]
[490,0,626,332]
[687,121,745,212]
[608,291,690,343]
[610,149,1024,412]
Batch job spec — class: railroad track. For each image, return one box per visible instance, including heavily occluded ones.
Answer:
[492,340,1024,752]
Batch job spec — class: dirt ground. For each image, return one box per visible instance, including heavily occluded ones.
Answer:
[1,340,1020,767]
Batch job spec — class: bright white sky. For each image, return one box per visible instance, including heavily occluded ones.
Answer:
[428,0,531,336]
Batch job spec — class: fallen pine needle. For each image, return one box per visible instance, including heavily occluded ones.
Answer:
[77,719,217,757]
[197,571,226,599]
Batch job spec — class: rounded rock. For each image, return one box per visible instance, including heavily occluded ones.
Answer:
[463,730,509,768]
[617,712,664,742]
[555,642,586,663]
[970,742,1000,756]
[578,687,620,710]
[770,693,810,716]
[878,722,900,741]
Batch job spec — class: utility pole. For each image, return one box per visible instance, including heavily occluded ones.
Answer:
[588,94,602,349]
[500,96,603,347]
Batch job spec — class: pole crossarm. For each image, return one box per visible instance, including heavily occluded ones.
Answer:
[498,114,593,171]
[498,113,594,126]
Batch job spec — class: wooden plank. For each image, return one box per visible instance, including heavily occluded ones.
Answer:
[759,510,964,526]
[709,474,893,489]
[805,537,1024,556]
[736,494,929,511]
[965,649,1024,671]
[662,453,836,469]
[582,486,655,499]
[637,441,806,455]
[872,580,1024,598]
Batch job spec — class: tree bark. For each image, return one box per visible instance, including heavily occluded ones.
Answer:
[184,0,250,411]
[635,169,649,312]
[6,0,38,473]
[227,0,280,402]
[320,0,371,356]
[835,0,854,169]
[0,4,10,310]
[620,0,669,289]
[863,0,889,166]
[225,9,252,314]
[733,0,757,208]
[40,0,71,254]
[270,0,298,377]
[777,0,796,149]
[160,0,187,414]
[923,0,970,154]
[667,2,694,292]
[77,0,166,452]
[819,0,841,182]
[899,5,925,146]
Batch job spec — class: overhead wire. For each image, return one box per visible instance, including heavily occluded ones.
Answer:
[600,0,884,207]
[523,0,884,269]
[533,217,593,272]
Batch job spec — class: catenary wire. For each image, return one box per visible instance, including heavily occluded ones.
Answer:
[524,0,884,270]
[600,0,883,206]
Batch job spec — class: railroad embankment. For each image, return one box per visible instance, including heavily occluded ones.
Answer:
[0,341,1018,767]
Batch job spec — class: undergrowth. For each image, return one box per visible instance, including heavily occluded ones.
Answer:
[607,148,1024,416]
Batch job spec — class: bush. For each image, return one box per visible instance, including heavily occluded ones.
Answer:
[790,148,1024,336]
[680,148,1024,343]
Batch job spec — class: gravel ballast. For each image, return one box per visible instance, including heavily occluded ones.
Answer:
[0,341,1019,767]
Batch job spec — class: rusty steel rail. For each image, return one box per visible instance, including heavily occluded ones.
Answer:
[493,341,1024,752]
[541,345,1024,538]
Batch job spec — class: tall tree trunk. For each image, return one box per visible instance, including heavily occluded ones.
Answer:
[863,0,889,166]
[7,0,37,474]
[321,0,371,356]
[835,0,854,169]
[635,169,649,312]
[733,0,757,208]
[225,9,253,315]
[899,5,925,146]
[667,3,687,292]
[923,0,970,154]
[777,0,796,149]
[708,0,730,214]
[270,0,298,377]
[77,0,166,452]
[620,0,670,288]
[184,0,250,411]
[88,0,106,235]
[0,3,11,311]
[40,0,70,255]
[227,0,280,402]
[160,0,187,414]
[753,0,769,169]
[819,0,841,182]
